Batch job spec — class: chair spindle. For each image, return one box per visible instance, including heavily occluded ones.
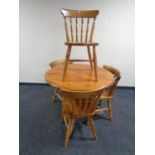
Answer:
[85,18,90,42]
[64,17,69,42]
[69,18,74,42]
[76,18,78,42]
[89,18,96,42]
[81,17,84,42]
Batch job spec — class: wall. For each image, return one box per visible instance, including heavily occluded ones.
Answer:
[19,0,135,86]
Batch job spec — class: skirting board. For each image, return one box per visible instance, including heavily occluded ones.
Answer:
[19,82,135,90]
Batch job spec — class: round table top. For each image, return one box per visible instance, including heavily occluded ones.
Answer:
[45,64,114,91]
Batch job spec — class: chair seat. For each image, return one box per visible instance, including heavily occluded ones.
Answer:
[65,42,99,46]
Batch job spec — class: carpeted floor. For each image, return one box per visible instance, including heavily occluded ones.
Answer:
[19,84,135,155]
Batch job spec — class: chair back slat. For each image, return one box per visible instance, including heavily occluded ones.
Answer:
[89,18,96,42]
[83,99,89,114]
[85,18,90,42]
[69,18,74,42]
[64,17,69,41]
[81,18,84,42]
[61,9,99,43]
[62,88,104,117]
[76,18,78,42]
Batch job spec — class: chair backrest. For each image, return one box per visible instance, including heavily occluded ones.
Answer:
[49,59,65,68]
[49,59,73,68]
[61,9,99,43]
[103,65,121,96]
[61,88,104,118]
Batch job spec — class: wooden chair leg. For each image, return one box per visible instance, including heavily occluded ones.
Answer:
[96,99,104,116]
[51,88,58,103]
[87,46,93,70]
[61,105,64,122]
[93,46,98,81]
[107,99,112,121]
[62,46,72,81]
[64,118,74,148]
[56,92,62,101]
[87,117,97,140]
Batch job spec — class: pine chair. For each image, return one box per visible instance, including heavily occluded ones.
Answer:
[61,87,105,148]
[61,9,99,81]
[95,65,121,121]
[49,59,66,103]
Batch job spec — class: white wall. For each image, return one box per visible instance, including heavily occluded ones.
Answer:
[19,0,134,86]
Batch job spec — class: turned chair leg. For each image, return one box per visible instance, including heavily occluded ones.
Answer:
[107,99,112,121]
[61,105,64,122]
[87,117,97,140]
[51,88,58,103]
[87,46,93,70]
[93,46,98,81]
[64,118,74,148]
[62,46,72,81]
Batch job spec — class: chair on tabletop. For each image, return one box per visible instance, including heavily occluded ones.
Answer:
[95,65,121,121]
[61,9,99,81]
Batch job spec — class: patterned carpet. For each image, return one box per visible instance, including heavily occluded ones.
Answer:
[19,84,135,155]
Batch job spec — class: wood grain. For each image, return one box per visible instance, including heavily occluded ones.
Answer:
[61,9,99,18]
[45,64,114,91]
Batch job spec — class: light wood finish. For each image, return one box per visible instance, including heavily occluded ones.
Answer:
[64,17,69,42]
[96,65,121,121]
[85,18,90,42]
[61,87,105,148]
[45,64,114,91]
[61,9,99,18]
[61,9,99,81]
[62,46,72,81]
[76,18,78,42]
[93,45,98,81]
[69,18,74,42]
[81,17,83,42]
[89,19,95,42]
[87,46,93,70]
[61,9,99,44]
[65,42,99,46]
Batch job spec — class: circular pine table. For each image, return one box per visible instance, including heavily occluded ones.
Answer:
[45,64,114,91]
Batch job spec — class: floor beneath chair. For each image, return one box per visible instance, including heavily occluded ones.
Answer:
[19,84,135,155]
